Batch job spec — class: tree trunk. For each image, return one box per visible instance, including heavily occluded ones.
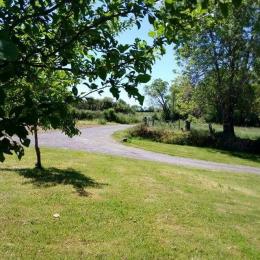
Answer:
[34,124,42,169]
[162,105,171,121]
[185,120,191,131]
[223,103,235,137]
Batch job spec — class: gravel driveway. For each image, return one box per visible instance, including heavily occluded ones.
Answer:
[36,124,260,175]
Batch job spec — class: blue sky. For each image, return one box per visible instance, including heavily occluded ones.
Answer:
[78,18,180,106]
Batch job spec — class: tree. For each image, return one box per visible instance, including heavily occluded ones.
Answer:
[171,0,260,136]
[0,0,160,162]
[5,69,79,168]
[145,78,171,120]
[170,75,199,129]
[0,0,242,162]
[100,97,114,110]
[114,99,133,114]
[194,72,260,126]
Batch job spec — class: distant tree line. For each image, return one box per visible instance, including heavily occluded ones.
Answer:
[145,76,260,128]
[75,97,136,114]
[72,97,141,124]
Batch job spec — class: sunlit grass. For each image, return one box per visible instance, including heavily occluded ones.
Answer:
[0,148,260,258]
[114,129,260,168]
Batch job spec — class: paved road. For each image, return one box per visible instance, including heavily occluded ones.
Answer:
[36,125,260,175]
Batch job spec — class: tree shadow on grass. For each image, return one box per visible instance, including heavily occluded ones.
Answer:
[203,147,260,165]
[218,150,260,164]
[3,167,107,196]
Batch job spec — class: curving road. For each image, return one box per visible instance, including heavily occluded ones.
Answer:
[36,125,260,175]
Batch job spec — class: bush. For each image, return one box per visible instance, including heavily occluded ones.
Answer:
[114,113,139,124]
[73,107,140,125]
[104,108,139,124]
[72,109,103,120]
[104,108,117,122]
[129,124,260,154]
[98,118,107,125]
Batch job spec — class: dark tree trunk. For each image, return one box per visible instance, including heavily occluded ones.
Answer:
[208,123,214,136]
[34,124,42,169]
[223,103,235,137]
[162,105,171,121]
[185,120,191,131]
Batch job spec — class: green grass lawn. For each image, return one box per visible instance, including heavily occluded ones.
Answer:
[114,130,260,168]
[0,148,260,259]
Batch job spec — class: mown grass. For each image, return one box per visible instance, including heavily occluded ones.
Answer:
[114,130,260,168]
[0,148,260,259]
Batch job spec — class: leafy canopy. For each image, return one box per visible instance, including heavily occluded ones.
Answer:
[0,0,242,161]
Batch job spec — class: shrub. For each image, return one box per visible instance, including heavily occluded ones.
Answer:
[104,108,139,124]
[104,108,117,122]
[129,124,260,154]
[73,107,141,125]
[114,113,139,124]
[98,118,107,125]
[72,109,103,120]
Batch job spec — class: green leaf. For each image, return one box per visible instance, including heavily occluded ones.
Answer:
[115,68,126,78]
[118,44,130,53]
[137,94,144,105]
[22,138,31,147]
[110,86,120,99]
[72,86,78,96]
[0,39,19,61]
[90,83,98,89]
[148,31,156,38]
[136,21,141,29]
[148,15,155,25]
[99,68,107,81]
[136,74,151,83]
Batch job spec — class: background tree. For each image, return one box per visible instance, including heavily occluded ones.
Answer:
[145,78,172,121]
[172,0,260,136]
[170,76,199,130]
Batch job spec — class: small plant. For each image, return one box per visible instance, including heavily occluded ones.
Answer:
[98,118,107,125]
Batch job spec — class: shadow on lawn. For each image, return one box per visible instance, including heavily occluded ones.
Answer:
[223,151,260,164]
[4,167,107,196]
[204,148,260,165]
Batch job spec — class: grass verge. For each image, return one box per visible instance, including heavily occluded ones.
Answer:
[0,148,260,259]
[76,119,110,127]
[113,130,260,168]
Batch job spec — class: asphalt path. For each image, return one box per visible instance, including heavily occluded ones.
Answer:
[35,124,260,175]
